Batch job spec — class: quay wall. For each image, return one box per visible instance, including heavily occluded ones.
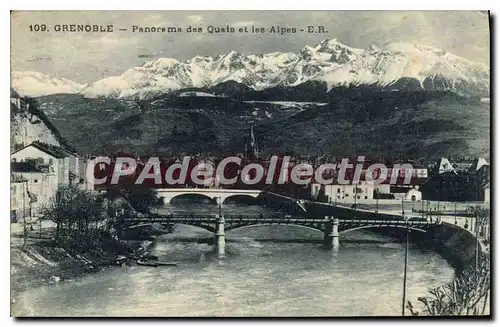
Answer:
[262,192,482,272]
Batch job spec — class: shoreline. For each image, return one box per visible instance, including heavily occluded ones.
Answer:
[10,217,488,314]
[10,237,150,303]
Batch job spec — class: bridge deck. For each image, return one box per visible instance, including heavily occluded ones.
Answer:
[121,215,439,227]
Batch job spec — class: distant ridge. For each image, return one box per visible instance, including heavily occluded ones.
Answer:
[12,39,489,99]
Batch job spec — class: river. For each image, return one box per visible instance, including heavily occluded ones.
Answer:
[12,201,455,317]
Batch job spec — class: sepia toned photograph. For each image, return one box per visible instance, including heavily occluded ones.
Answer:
[10,10,490,317]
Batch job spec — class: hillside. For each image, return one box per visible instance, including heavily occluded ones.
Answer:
[11,89,75,152]
[35,88,490,159]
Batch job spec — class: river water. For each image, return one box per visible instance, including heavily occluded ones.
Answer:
[12,202,455,317]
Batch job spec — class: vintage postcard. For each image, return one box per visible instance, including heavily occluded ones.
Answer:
[10,11,490,317]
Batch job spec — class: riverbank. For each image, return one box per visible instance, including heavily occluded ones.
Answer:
[11,199,489,316]
[263,192,489,274]
[424,222,489,273]
[11,224,455,317]
[10,222,151,303]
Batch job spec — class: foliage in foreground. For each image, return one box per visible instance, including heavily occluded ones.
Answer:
[407,257,490,316]
[408,205,490,317]
[107,186,159,213]
[40,185,128,253]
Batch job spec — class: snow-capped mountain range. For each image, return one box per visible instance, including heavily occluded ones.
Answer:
[11,71,85,97]
[12,39,489,98]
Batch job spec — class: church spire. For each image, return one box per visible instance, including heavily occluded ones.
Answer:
[245,123,259,160]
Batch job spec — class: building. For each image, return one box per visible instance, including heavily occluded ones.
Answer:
[436,158,457,175]
[323,181,375,204]
[10,177,30,222]
[11,141,81,186]
[11,162,58,217]
[388,186,422,201]
[309,159,428,204]
[422,157,490,201]
[11,142,82,217]
[484,183,490,205]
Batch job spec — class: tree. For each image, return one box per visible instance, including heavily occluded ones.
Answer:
[40,185,110,245]
[407,205,490,316]
[467,206,490,240]
[119,186,159,213]
[407,257,490,316]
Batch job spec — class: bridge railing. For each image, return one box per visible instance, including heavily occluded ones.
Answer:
[120,214,441,226]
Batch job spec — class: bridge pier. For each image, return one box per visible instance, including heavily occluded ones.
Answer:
[324,216,332,248]
[332,218,339,251]
[215,215,226,258]
[324,216,340,251]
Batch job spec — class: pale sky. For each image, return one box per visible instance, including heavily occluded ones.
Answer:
[11,11,490,84]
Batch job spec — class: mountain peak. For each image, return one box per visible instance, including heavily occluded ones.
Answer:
[319,38,342,46]
[15,39,488,99]
[317,38,362,52]
[143,57,179,69]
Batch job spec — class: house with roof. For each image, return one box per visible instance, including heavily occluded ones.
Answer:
[11,141,81,187]
[11,142,82,216]
[437,158,457,175]
[422,157,490,201]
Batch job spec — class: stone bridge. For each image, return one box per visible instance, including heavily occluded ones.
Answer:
[156,188,262,204]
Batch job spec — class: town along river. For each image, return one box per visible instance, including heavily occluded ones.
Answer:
[12,199,454,317]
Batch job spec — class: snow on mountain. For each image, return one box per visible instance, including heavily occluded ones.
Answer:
[19,38,488,99]
[179,91,221,97]
[11,71,84,97]
[314,42,489,95]
[80,38,371,99]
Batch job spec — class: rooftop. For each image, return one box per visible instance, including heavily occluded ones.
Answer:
[11,141,78,159]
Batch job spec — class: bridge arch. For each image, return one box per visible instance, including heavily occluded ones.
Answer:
[223,194,260,205]
[340,225,427,234]
[169,193,217,205]
[226,223,324,234]
[176,223,217,233]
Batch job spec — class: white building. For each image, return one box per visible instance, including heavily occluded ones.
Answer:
[11,142,80,186]
[401,188,422,201]
[313,181,376,204]
[11,142,81,216]
[10,179,30,221]
[11,162,58,217]
[311,182,423,204]
[484,183,490,205]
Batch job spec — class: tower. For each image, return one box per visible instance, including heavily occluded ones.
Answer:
[244,123,259,160]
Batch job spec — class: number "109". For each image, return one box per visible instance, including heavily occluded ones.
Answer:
[28,24,48,32]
